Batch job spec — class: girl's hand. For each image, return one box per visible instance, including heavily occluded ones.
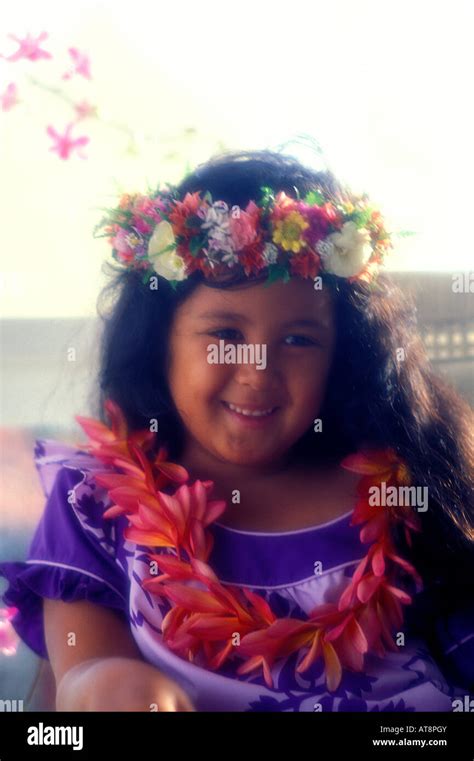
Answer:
[57,656,196,712]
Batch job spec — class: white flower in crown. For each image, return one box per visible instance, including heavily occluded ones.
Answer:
[263,242,279,265]
[198,200,238,267]
[315,239,334,260]
[204,247,239,267]
[317,221,372,278]
[147,220,186,281]
[200,200,231,232]
[205,231,238,267]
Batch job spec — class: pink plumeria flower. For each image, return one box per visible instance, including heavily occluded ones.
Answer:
[46,122,90,160]
[62,47,92,80]
[73,99,97,121]
[1,82,19,111]
[0,607,20,656]
[1,31,52,62]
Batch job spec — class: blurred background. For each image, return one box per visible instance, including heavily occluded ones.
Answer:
[0,0,473,710]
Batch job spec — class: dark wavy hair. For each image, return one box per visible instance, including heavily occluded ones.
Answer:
[91,149,474,680]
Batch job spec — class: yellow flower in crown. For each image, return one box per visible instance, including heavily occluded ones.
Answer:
[272,210,310,253]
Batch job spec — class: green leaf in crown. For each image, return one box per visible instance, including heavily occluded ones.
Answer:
[264,263,291,287]
[347,208,372,227]
[303,189,325,206]
[189,235,207,256]
[259,186,276,211]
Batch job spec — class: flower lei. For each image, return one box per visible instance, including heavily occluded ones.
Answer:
[93,182,395,288]
[75,400,423,692]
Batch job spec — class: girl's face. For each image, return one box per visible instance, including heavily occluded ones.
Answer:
[167,277,336,470]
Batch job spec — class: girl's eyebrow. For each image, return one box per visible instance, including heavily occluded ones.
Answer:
[197,310,248,322]
[282,318,330,330]
[197,311,329,330]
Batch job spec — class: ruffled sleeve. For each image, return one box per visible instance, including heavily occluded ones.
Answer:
[0,439,129,660]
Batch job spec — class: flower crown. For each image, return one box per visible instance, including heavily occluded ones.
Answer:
[94,181,395,288]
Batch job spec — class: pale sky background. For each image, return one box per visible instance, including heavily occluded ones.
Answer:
[0,0,473,318]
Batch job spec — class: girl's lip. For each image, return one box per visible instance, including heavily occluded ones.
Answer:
[222,401,278,412]
[221,400,279,426]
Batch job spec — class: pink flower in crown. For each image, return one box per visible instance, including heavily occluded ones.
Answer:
[113,227,146,263]
[303,202,342,246]
[131,196,164,235]
[229,201,259,250]
[132,195,162,220]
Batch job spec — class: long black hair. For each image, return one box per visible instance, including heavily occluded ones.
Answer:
[92,149,474,662]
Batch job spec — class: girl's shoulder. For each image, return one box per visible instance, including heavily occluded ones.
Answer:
[32,437,125,559]
[33,437,117,498]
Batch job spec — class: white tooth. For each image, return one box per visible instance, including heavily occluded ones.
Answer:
[227,402,273,416]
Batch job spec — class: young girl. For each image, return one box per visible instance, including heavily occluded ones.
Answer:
[1,150,473,712]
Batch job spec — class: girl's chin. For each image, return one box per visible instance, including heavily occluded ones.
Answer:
[215,444,286,467]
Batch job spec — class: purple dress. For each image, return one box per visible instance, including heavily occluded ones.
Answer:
[1,439,473,712]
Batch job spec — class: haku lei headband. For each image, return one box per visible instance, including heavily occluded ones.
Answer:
[93,182,395,287]
[75,401,423,692]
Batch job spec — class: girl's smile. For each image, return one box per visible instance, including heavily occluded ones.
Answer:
[220,399,280,427]
[166,277,336,477]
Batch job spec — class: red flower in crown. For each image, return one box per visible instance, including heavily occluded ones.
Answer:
[168,192,203,237]
[289,249,322,279]
[238,240,267,276]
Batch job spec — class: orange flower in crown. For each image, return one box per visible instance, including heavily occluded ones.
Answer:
[93,180,402,288]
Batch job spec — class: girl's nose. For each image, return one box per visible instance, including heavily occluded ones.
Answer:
[232,351,280,392]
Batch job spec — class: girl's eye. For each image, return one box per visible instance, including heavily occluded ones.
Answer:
[285,335,319,347]
[207,331,320,346]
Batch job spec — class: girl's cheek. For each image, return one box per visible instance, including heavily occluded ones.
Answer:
[191,350,229,393]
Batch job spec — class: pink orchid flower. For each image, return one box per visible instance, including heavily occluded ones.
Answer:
[62,47,92,81]
[46,122,90,160]
[0,607,20,656]
[0,82,19,112]
[73,100,97,121]
[1,31,52,62]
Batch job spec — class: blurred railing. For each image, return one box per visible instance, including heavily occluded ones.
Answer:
[391,272,473,404]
